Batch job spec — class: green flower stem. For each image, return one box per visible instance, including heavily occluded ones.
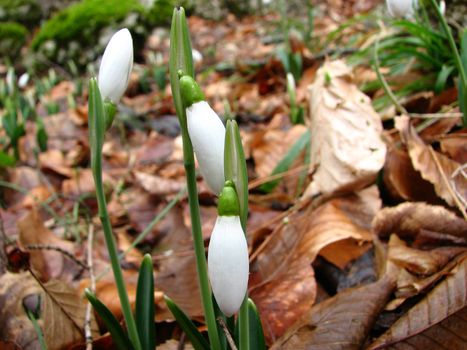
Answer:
[169,8,221,350]
[88,78,142,350]
[428,0,467,126]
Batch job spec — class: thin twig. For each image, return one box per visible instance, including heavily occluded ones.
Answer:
[24,244,88,271]
[217,317,238,350]
[85,225,95,350]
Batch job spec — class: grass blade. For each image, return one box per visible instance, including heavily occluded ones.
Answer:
[136,254,155,350]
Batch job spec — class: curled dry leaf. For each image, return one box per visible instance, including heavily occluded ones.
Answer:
[18,209,77,281]
[0,272,42,349]
[250,187,379,341]
[372,202,467,243]
[305,59,386,197]
[395,115,466,210]
[368,254,467,349]
[383,144,440,204]
[134,171,185,196]
[271,274,396,350]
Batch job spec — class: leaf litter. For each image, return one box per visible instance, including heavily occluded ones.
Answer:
[1,1,467,349]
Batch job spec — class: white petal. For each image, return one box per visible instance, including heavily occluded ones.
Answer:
[187,101,225,194]
[386,0,417,19]
[98,28,133,103]
[208,216,249,317]
[18,73,29,88]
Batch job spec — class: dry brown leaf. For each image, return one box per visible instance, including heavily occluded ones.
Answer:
[368,255,467,349]
[383,144,440,203]
[18,209,76,281]
[250,187,379,341]
[271,274,396,350]
[372,202,467,243]
[0,272,42,349]
[305,59,386,197]
[439,132,467,164]
[250,258,317,344]
[395,115,466,210]
[42,279,98,349]
[134,171,185,196]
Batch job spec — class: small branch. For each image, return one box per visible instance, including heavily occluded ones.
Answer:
[85,225,95,350]
[24,244,88,271]
[217,317,238,350]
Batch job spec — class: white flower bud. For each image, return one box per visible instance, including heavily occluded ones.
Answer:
[18,73,29,89]
[386,0,418,19]
[208,215,249,317]
[186,101,225,194]
[98,28,133,103]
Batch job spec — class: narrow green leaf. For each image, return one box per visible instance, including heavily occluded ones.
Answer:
[169,7,194,129]
[258,130,311,193]
[212,295,228,350]
[164,295,210,350]
[36,118,48,152]
[136,254,155,350]
[224,119,249,230]
[85,289,132,350]
[459,29,467,124]
[88,78,106,177]
[247,299,266,350]
[0,150,15,167]
[434,65,455,94]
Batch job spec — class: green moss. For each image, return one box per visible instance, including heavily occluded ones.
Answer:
[0,22,28,59]
[32,0,144,50]
[145,0,175,27]
[0,0,42,28]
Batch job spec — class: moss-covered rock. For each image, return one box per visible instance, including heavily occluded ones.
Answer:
[31,0,147,68]
[145,0,175,27]
[0,22,28,60]
[0,0,42,28]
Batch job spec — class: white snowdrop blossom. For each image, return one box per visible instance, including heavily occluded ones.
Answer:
[98,28,133,103]
[18,73,29,89]
[208,215,249,316]
[186,101,225,194]
[386,0,418,19]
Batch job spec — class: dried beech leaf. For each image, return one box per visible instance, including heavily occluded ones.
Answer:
[383,145,440,203]
[368,255,467,349]
[134,171,185,196]
[0,272,42,349]
[305,60,386,197]
[395,115,466,207]
[271,275,396,350]
[382,307,467,349]
[251,187,378,341]
[18,209,77,281]
[372,202,467,242]
[42,279,98,349]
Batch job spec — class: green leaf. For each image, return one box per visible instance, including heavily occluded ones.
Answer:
[164,295,210,350]
[459,29,467,124]
[85,289,132,350]
[88,78,106,179]
[36,118,48,152]
[224,119,249,230]
[247,299,266,350]
[169,7,194,131]
[136,254,155,350]
[258,130,311,193]
[0,150,15,167]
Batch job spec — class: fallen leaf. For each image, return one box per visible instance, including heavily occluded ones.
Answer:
[372,202,467,243]
[18,209,77,281]
[305,59,386,197]
[439,132,467,164]
[42,278,99,349]
[395,115,466,209]
[134,171,185,196]
[383,144,441,204]
[250,187,379,341]
[271,274,396,349]
[368,254,467,349]
[0,272,42,349]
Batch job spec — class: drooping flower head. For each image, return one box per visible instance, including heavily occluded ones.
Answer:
[180,74,225,194]
[386,0,418,19]
[208,182,249,316]
[98,28,133,104]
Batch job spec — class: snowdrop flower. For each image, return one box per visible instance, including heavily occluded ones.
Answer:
[386,0,418,19]
[439,0,446,15]
[98,28,133,103]
[180,75,225,194]
[18,73,29,89]
[208,183,249,316]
